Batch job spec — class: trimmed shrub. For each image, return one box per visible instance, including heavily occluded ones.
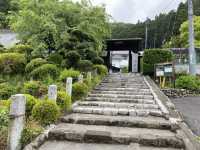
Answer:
[94,65,108,76]
[25,58,47,73]
[32,100,60,125]
[92,57,104,65]
[78,60,93,72]
[24,94,38,118]
[0,83,16,100]
[30,64,59,80]
[20,120,43,148]
[57,91,71,111]
[63,51,80,68]
[72,82,88,101]
[48,53,63,65]
[59,69,80,82]
[0,53,26,75]
[176,75,200,90]
[85,49,98,60]
[143,49,173,75]
[23,81,47,98]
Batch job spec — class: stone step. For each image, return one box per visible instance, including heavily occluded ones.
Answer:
[72,106,163,117]
[75,101,160,109]
[61,114,177,130]
[85,97,156,104]
[88,94,154,100]
[91,91,152,95]
[48,123,184,148]
[97,85,148,88]
[94,87,150,92]
[39,141,183,150]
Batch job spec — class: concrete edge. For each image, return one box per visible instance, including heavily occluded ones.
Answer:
[145,76,200,150]
[23,125,56,150]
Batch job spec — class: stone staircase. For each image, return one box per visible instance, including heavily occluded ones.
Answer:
[39,73,189,150]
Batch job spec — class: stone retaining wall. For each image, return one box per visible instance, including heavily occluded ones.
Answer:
[162,88,200,98]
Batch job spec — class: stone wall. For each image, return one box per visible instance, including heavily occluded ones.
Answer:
[162,88,200,98]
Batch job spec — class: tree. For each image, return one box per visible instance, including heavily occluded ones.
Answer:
[180,16,200,48]
[9,0,111,58]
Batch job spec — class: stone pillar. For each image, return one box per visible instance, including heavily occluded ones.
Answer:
[66,77,72,96]
[87,72,92,82]
[48,85,57,101]
[7,94,26,150]
[78,74,83,83]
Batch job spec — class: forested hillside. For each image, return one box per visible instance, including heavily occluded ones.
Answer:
[111,0,200,48]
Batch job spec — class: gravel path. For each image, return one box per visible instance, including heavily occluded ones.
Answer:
[171,97,200,136]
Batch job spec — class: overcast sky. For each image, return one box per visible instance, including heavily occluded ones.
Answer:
[75,0,186,23]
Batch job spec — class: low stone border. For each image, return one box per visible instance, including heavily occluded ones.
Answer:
[145,76,200,150]
[162,88,200,98]
[23,125,56,150]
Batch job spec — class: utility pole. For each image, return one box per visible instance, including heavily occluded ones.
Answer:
[145,22,148,49]
[188,0,196,75]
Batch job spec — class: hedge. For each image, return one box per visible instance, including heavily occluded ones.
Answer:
[143,49,173,75]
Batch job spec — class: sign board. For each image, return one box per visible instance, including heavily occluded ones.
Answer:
[155,62,174,77]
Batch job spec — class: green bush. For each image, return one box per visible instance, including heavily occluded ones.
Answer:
[24,94,38,118]
[57,91,71,111]
[0,107,9,128]
[20,120,43,148]
[176,75,200,90]
[85,49,98,60]
[0,53,26,75]
[59,69,80,82]
[0,83,16,100]
[143,49,173,75]
[72,82,88,101]
[63,51,81,68]
[78,60,93,72]
[23,81,47,98]
[121,67,128,73]
[92,57,104,65]
[94,65,108,77]
[25,58,47,73]
[30,64,59,80]
[48,53,63,65]
[32,100,60,125]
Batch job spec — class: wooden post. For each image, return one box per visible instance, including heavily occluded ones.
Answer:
[7,94,26,150]
[48,85,57,101]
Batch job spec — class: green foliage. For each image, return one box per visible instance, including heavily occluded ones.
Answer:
[72,82,88,101]
[0,83,16,99]
[0,53,26,75]
[0,107,9,128]
[85,49,98,60]
[180,16,200,48]
[92,57,104,65]
[121,67,128,73]
[25,58,47,73]
[78,60,93,72]
[10,0,110,58]
[20,120,43,148]
[32,100,60,125]
[23,81,47,98]
[143,49,173,75]
[176,75,200,90]
[57,91,71,111]
[47,53,63,65]
[94,65,108,76]
[24,94,38,118]
[59,69,80,82]
[30,64,59,80]
[62,51,81,68]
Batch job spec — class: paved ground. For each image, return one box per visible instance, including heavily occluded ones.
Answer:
[171,97,200,136]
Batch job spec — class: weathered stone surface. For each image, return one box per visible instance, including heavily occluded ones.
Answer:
[48,85,57,101]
